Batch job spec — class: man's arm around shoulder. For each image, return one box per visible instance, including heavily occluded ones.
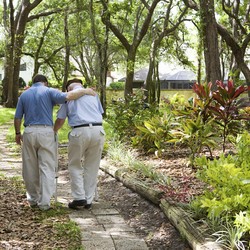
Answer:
[66,88,96,101]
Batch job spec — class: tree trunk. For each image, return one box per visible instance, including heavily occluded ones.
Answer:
[155,61,161,104]
[145,58,155,104]
[124,50,136,98]
[90,0,108,115]
[200,0,221,88]
[217,23,250,95]
[62,11,70,92]
[2,0,43,107]
[145,41,157,104]
[2,0,15,107]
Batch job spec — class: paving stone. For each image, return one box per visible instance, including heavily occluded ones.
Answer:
[96,215,126,224]
[113,237,148,250]
[92,208,120,216]
[69,210,95,219]
[70,217,98,226]
[104,223,136,233]
[110,231,138,239]
[81,230,111,241]
[78,224,105,232]
[81,238,116,250]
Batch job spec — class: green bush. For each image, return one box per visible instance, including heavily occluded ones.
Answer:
[106,89,157,140]
[133,112,174,155]
[193,131,250,242]
[108,81,125,90]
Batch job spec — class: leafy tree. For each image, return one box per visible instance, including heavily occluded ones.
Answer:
[185,0,250,93]
[100,0,161,99]
[200,0,222,86]
[144,0,189,104]
[89,0,109,115]
[217,0,250,86]
[23,14,65,82]
[1,0,66,107]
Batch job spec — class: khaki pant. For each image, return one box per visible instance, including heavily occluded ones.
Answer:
[22,126,57,209]
[68,126,105,205]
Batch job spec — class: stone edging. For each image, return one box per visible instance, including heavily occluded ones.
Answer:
[100,159,223,250]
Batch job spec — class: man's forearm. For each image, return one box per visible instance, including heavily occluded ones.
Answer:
[66,88,96,100]
[54,118,66,133]
[14,118,22,134]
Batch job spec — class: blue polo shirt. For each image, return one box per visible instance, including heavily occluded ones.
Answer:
[57,90,103,127]
[15,82,67,126]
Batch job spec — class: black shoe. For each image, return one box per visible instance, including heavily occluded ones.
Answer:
[30,203,38,209]
[68,199,87,209]
[84,204,92,210]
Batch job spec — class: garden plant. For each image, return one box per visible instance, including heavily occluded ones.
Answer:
[107,80,250,248]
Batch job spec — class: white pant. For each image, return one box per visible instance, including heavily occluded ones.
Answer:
[68,126,105,204]
[22,126,57,209]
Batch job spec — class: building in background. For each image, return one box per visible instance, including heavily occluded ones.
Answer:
[118,67,196,90]
[0,55,34,86]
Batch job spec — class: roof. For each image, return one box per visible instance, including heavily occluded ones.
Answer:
[119,68,196,82]
[164,70,196,81]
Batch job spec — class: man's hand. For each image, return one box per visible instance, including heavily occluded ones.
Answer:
[15,134,22,145]
[84,88,96,96]
[54,118,66,132]
[14,118,22,145]
[66,88,96,100]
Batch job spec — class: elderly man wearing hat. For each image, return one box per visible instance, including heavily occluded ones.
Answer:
[54,78,105,210]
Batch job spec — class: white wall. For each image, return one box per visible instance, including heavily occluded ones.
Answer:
[0,56,34,86]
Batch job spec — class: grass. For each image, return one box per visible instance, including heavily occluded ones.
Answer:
[0,107,15,125]
[107,137,170,185]
[0,106,71,144]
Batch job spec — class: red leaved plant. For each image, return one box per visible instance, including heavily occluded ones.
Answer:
[209,80,250,152]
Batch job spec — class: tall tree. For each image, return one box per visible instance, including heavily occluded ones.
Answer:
[199,0,221,87]
[1,0,66,107]
[217,0,250,91]
[2,0,44,107]
[100,0,161,99]
[62,10,70,91]
[144,0,189,104]
[89,0,109,115]
[184,0,250,92]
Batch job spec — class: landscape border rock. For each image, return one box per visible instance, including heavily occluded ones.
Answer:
[100,159,223,250]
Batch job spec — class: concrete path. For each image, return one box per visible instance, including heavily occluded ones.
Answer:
[0,124,148,250]
[56,169,148,250]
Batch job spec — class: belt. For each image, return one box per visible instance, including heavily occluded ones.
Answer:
[72,123,102,128]
[24,124,52,127]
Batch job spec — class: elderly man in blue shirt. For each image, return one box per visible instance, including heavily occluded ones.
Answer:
[54,78,105,210]
[14,74,96,211]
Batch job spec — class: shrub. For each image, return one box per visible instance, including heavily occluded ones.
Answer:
[107,89,157,140]
[193,131,250,244]
[108,81,125,90]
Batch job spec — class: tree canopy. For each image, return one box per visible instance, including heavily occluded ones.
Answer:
[0,0,249,107]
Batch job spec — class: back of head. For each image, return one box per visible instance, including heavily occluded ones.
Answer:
[32,74,48,84]
[66,78,83,91]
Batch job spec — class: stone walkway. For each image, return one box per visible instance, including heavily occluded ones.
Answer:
[0,124,148,250]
